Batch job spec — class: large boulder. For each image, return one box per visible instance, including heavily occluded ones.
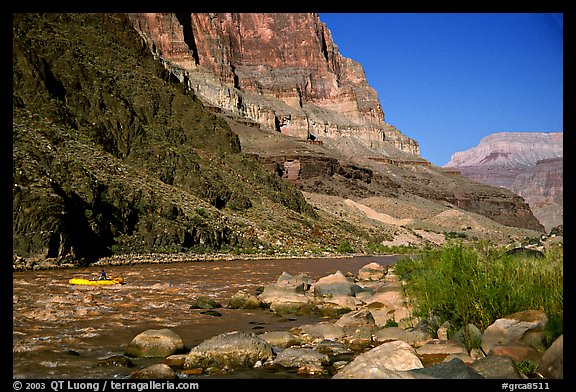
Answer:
[313,270,365,297]
[366,302,398,327]
[313,339,354,358]
[296,321,346,343]
[335,308,376,329]
[276,271,313,289]
[125,329,185,358]
[272,347,330,376]
[333,367,427,379]
[481,310,548,353]
[258,331,302,349]
[162,354,188,369]
[363,289,413,326]
[334,308,377,347]
[183,331,273,372]
[469,355,523,379]
[189,296,222,310]
[316,295,359,318]
[357,262,388,281]
[333,340,423,379]
[409,357,484,379]
[227,290,265,309]
[416,339,469,366]
[131,363,178,379]
[489,344,543,365]
[272,347,330,369]
[537,334,563,379]
[258,273,316,314]
[373,326,419,345]
[259,281,305,299]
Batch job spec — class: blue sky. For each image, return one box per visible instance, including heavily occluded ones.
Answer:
[319,13,564,166]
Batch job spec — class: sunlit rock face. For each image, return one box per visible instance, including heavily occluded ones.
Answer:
[128,12,420,155]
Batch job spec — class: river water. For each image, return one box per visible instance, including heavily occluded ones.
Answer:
[13,255,399,379]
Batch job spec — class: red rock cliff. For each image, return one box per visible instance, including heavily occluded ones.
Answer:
[128,13,420,155]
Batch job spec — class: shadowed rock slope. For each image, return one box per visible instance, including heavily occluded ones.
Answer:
[12,13,332,265]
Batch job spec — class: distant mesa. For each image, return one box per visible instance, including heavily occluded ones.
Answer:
[444,132,562,169]
[444,132,563,232]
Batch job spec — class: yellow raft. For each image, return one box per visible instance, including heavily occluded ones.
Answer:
[68,277,124,286]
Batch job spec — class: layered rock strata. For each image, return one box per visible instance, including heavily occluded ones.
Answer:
[127,13,545,233]
[511,158,563,233]
[444,132,563,232]
[128,13,419,155]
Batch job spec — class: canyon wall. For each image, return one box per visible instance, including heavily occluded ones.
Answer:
[128,13,420,155]
[13,14,548,264]
[127,13,544,233]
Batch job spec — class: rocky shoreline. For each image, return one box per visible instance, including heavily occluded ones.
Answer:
[98,262,562,379]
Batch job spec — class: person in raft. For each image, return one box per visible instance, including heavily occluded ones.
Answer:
[97,269,108,280]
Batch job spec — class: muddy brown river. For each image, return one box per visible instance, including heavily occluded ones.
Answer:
[13,255,399,379]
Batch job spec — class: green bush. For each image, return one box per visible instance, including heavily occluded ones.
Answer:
[335,240,355,254]
[384,319,399,328]
[515,359,539,377]
[394,242,563,345]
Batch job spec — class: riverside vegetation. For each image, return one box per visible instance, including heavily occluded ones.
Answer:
[394,242,563,352]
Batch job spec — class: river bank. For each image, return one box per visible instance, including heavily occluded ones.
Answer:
[12,250,402,272]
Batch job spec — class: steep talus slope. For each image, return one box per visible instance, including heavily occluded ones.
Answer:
[227,120,544,244]
[444,132,563,232]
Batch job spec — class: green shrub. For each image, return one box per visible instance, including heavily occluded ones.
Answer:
[384,319,399,328]
[365,242,420,255]
[394,242,563,344]
[516,359,539,377]
[444,231,467,240]
[335,240,355,253]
